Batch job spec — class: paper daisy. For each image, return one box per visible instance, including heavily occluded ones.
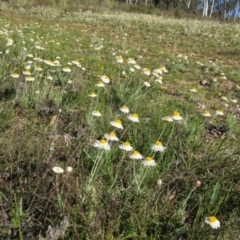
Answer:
[205,216,220,229]
[127,58,136,65]
[110,119,123,129]
[142,157,156,166]
[162,116,173,122]
[142,68,151,76]
[134,64,141,70]
[11,73,19,78]
[161,66,168,73]
[144,82,150,87]
[72,60,80,66]
[119,141,133,151]
[66,166,73,173]
[104,132,119,141]
[96,81,105,87]
[202,110,211,117]
[120,105,130,114]
[155,77,163,84]
[89,92,97,98]
[92,110,102,117]
[47,76,53,81]
[116,55,124,63]
[153,68,163,75]
[230,98,238,103]
[93,139,110,151]
[151,141,166,152]
[62,67,71,73]
[172,111,183,121]
[101,75,110,84]
[52,166,64,174]
[26,76,35,81]
[35,66,43,71]
[23,70,31,75]
[221,96,228,102]
[189,88,198,93]
[128,113,139,123]
[129,150,143,160]
[54,60,61,67]
[216,110,224,116]
[44,60,55,66]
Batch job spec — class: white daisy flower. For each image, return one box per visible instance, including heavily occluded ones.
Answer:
[66,166,73,173]
[144,82,150,87]
[116,55,124,63]
[25,76,35,81]
[151,141,166,152]
[11,73,19,78]
[216,110,224,116]
[205,216,220,229]
[128,113,139,123]
[101,75,110,84]
[119,141,133,151]
[221,96,228,102]
[162,116,173,122]
[96,81,105,87]
[62,67,71,73]
[129,150,143,160]
[120,105,130,114]
[52,166,64,174]
[104,132,119,141]
[89,92,97,98]
[142,156,156,166]
[189,88,198,93]
[172,111,183,121]
[93,139,110,151]
[110,119,123,129]
[127,58,136,65]
[202,110,211,117]
[142,68,151,76]
[92,111,102,117]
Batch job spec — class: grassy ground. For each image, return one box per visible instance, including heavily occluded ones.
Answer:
[0,3,240,240]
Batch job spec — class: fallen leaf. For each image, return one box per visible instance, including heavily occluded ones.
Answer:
[48,115,58,127]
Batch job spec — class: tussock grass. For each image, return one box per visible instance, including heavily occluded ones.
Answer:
[0,3,240,239]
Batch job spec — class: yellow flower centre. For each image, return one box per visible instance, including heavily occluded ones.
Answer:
[132,113,138,118]
[173,111,180,117]
[100,139,107,144]
[115,119,122,124]
[146,157,152,161]
[122,105,128,109]
[124,141,130,146]
[133,150,139,155]
[110,132,116,137]
[204,110,210,114]
[155,141,162,146]
[209,216,217,223]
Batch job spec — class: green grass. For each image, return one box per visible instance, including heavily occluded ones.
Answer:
[0,2,240,240]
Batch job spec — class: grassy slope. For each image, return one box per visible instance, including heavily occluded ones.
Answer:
[0,4,240,240]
